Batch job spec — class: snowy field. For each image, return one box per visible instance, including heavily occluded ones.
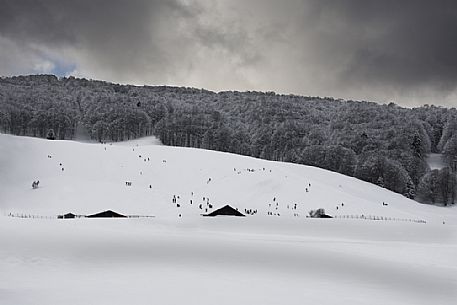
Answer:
[0,134,456,304]
[1,217,456,305]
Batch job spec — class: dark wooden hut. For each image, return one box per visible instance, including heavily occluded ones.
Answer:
[86,210,127,218]
[58,213,76,219]
[203,205,245,217]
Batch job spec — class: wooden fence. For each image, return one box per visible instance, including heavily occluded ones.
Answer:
[333,214,426,223]
[5,213,154,219]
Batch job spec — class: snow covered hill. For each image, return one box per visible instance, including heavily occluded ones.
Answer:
[0,134,455,224]
[1,134,456,305]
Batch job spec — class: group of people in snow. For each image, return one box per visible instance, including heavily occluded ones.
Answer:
[170,193,216,216]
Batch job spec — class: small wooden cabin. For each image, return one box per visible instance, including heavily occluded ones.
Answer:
[203,205,245,217]
[86,210,127,218]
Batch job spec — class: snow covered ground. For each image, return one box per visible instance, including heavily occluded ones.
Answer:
[1,134,455,223]
[0,134,456,305]
[426,153,447,170]
[1,217,456,305]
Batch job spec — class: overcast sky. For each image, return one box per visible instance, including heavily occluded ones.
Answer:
[1,0,457,107]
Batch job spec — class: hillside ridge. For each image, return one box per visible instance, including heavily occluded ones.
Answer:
[1,134,455,224]
[1,74,457,205]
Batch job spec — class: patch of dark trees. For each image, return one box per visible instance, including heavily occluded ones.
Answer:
[1,74,456,205]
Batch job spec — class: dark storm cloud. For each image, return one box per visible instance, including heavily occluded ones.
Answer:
[0,0,457,106]
[0,0,189,44]
[305,0,457,91]
[0,0,201,80]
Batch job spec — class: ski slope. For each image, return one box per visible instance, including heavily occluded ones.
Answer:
[0,134,456,305]
[0,134,455,223]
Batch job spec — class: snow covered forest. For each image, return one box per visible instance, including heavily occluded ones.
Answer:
[1,74,456,205]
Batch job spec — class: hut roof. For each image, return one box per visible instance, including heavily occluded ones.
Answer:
[86,210,127,218]
[204,205,245,217]
[58,213,77,219]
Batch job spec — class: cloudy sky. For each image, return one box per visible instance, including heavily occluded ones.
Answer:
[1,0,457,107]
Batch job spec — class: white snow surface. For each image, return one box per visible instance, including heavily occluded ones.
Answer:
[0,134,456,305]
[426,153,447,170]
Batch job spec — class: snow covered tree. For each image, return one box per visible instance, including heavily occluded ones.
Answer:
[416,170,440,204]
[417,168,456,205]
[443,134,457,166]
[46,128,55,140]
